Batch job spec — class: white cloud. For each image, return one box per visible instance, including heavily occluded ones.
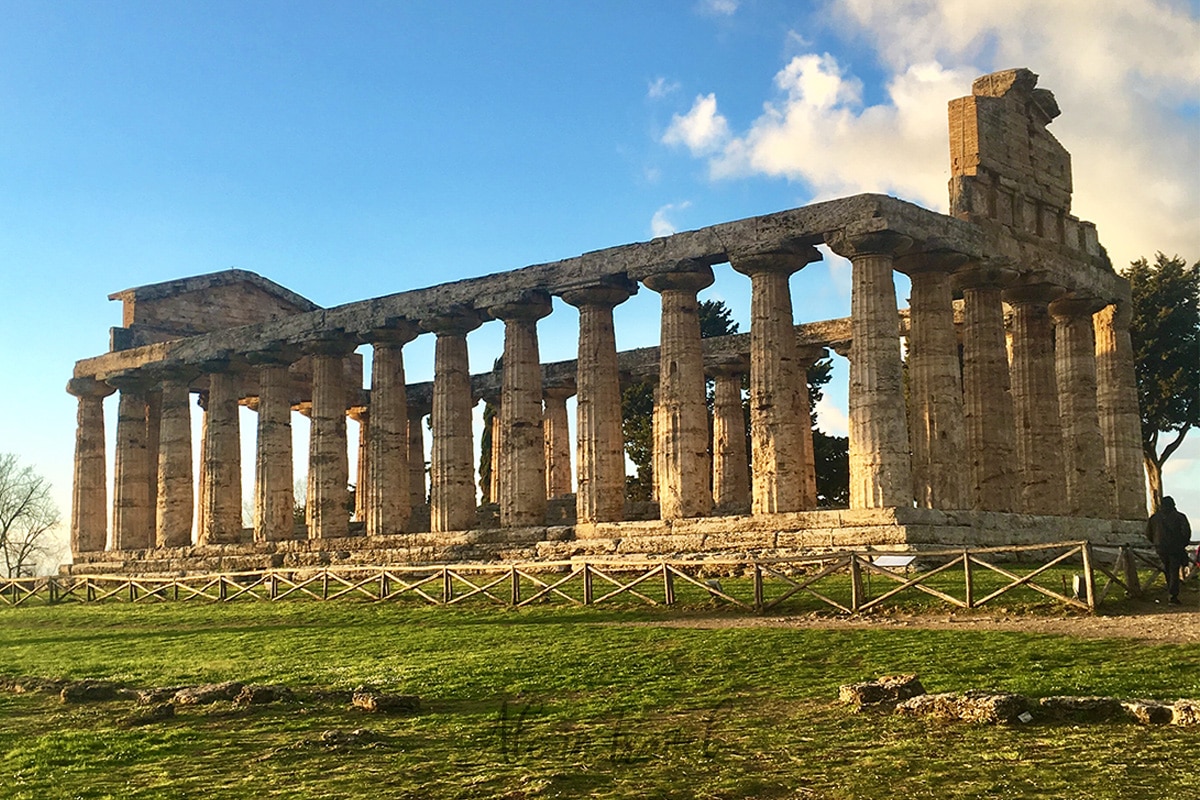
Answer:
[647,76,681,99]
[815,395,850,437]
[651,201,692,237]
[662,93,732,155]
[697,0,739,16]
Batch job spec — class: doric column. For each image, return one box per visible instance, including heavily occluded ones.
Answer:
[407,398,431,510]
[194,391,208,538]
[426,311,484,533]
[644,263,714,520]
[480,392,501,505]
[306,337,354,539]
[199,365,243,544]
[1094,301,1147,519]
[66,377,114,554]
[955,264,1019,512]
[366,324,419,536]
[896,251,968,510]
[710,362,750,511]
[348,406,370,522]
[543,383,575,498]
[110,375,153,550]
[561,282,634,524]
[1050,296,1115,518]
[730,247,820,513]
[155,370,195,548]
[827,231,913,509]
[1004,283,1067,515]
[492,293,553,528]
[144,389,162,525]
[251,353,296,542]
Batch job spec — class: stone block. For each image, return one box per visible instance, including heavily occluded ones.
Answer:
[839,674,925,710]
[1038,696,1124,722]
[173,681,244,705]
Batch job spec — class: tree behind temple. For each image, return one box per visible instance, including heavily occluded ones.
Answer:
[1126,253,1199,510]
[0,454,62,577]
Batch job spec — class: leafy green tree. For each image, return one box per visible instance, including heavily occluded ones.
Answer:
[1126,253,1200,510]
[0,454,61,577]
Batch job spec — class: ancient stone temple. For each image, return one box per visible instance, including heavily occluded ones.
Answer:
[66,69,1147,575]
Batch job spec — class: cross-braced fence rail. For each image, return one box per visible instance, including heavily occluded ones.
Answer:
[0,542,1170,614]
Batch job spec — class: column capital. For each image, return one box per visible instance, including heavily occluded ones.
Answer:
[246,341,303,367]
[952,262,1018,292]
[197,351,253,375]
[105,370,154,393]
[560,280,635,309]
[299,332,357,358]
[1049,293,1107,321]
[543,381,577,400]
[66,376,116,399]
[642,261,715,293]
[729,245,822,277]
[421,307,486,337]
[1002,281,1066,306]
[488,290,553,322]
[894,248,970,275]
[825,229,913,259]
[1095,298,1132,329]
[368,319,421,346]
[706,354,749,378]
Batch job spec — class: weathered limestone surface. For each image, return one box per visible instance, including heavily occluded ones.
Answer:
[710,365,750,511]
[1093,302,1146,519]
[1051,297,1115,518]
[67,378,113,553]
[645,266,714,520]
[307,347,351,539]
[144,390,162,528]
[1005,283,1067,514]
[367,327,418,536]
[200,370,242,544]
[731,249,819,514]
[155,376,193,547]
[428,313,483,532]
[253,361,295,542]
[407,400,430,509]
[349,406,369,522]
[112,380,153,550]
[543,385,574,498]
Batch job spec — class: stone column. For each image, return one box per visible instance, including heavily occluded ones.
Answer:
[348,406,369,522]
[1050,296,1115,518]
[144,389,162,525]
[561,283,634,524]
[730,248,820,513]
[155,371,194,548]
[480,392,501,505]
[407,399,430,510]
[194,391,209,538]
[1094,301,1147,519]
[710,363,750,511]
[367,324,419,536]
[827,232,913,509]
[543,384,574,498]
[955,264,1019,512]
[644,264,714,520]
[426,311,484,533]
[199,366,243,544]
[251,355,296,542]
[110,376,153,550]
[66,377,114,554]
[306,338,354,539]
[896,252,968,510]
[493,294,553,528]
[1004,283,1067,515]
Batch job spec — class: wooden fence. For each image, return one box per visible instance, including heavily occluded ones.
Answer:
[0,542,1169,614]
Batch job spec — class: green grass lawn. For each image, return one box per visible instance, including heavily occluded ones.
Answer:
[0,602,1196,799]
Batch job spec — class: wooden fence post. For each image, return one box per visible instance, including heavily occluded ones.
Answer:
[322,570,329,601]
[963,551,974,609]
[442,568,452,604]
[754,564,764,612]
[380,572,389,601]
[510,566,520,606]
[583,564,593,605]
[663,564,676,606]
[1119,547,1142,598]
[1081,543,1097,613]
[849,555,863,612]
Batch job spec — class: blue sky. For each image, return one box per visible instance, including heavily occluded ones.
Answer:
[1,0,1197,556]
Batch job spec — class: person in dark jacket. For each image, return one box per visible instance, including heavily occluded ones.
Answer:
[1146,496,1192,604]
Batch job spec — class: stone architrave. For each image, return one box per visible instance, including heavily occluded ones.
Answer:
[66,377,114,554]
[896,251,968,510]
[407,399,430,510]
[425,311,484,533]
[155,371,195,548]
[710,363,750,511]
[110,376,154,550]
[251,356,296,542]
[730,248,820,514]
[348,406,369,523]
[306,338,354,539]
[493,293,553,528]
[644,264,715,520]
[1050,296,1115,518]
[561,283,634,524]
[1094,302,1147,519]
[827,231,913,509]
[199,367,243,544]
[543,384,575,498]
[955,264,1019,512]
[367,324,419,536]
[1004,283,1067,515]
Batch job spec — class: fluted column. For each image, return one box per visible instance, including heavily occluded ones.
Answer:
[481,393,501,505]
[1004,283,1067,515]
[348,406,370,522]
[67,377,114,554]
[426,312,484,533]
[306,338,354,539]
[897,252,968,510]
[827,232,913,509]
[644,264,714,520]
[955,264,1019,512]
[710,363,750,511]
[194,392,209,538]
[252,355,295,542]
[562,283,634,524]
[155,371,194,548]
[367,324,419,536]
[730,248,820,513]
[199,366,243,544]
[1094,301,1147,519]
[407,399,430,510]
[110,376,153,550]
[1050,296,1115,518]
[543,384,575,498]
[144,390,162,525]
